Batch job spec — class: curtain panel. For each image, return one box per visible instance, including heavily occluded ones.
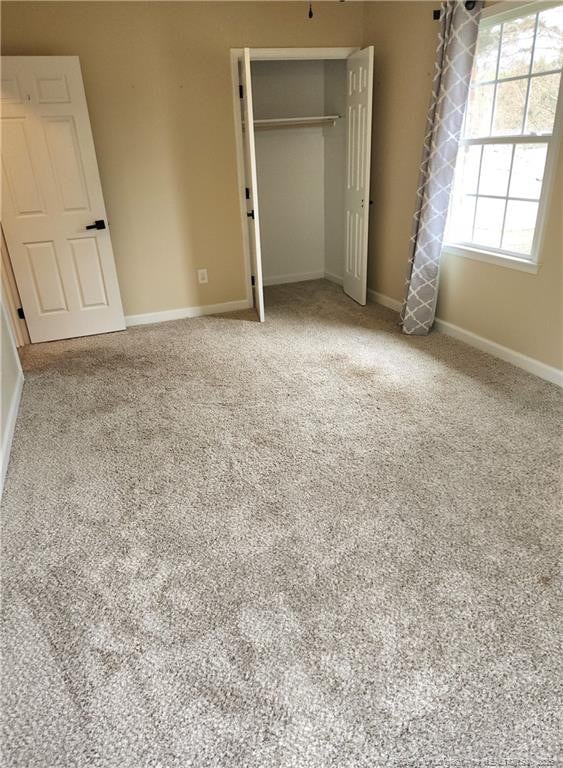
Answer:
[401,0,483,336]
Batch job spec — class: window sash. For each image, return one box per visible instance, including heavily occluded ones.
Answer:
[444,240,542,262]
[460,135,552,145]
[474,67,562,87]
[460,193,541,204]
[480,0,562,26]
[446,2,563,265]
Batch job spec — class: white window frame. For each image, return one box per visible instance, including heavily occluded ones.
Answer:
[443,0,563,274]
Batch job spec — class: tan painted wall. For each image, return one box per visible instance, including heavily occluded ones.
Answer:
[364,1,563,370]
[1,1,365,316]
[364,2,437,307]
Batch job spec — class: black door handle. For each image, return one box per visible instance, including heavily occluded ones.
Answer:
[86,219,106,230]
[247,210,255,220]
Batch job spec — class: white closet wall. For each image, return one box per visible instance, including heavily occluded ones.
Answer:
[251,60,346,286]
[251,60,325,118]
[254,128,325,283]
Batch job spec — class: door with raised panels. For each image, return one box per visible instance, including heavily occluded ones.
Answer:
[241,48,265,322]
[1,56,125,343]
[344,47,374,306]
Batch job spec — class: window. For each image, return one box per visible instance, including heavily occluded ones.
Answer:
[445,1,563,269]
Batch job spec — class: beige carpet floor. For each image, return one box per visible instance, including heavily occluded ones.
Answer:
[1,280,561,767]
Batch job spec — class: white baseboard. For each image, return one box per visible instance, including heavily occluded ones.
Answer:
[434,318,563,387]
[125,299,251,327]
[263,271,324,287]
[324,271,343,285]
[125,286,561,387]
[365,288,562,387]
[367,288,402,312]
[1,369,23,498]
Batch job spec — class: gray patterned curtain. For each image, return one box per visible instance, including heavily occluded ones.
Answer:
[401,0,483,336]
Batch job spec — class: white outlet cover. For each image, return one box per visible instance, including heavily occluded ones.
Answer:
[197,269,208,284]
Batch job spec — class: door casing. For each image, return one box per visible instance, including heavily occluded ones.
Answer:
[230,47,361,319]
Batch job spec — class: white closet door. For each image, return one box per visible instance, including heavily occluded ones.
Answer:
[343,47,374,306]
[242,49,265,322]
[1,56,125,343]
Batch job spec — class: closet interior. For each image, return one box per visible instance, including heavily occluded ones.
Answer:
[236,47,374,321]
[250,58,347,291]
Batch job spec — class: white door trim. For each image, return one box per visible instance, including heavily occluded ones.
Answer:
[1,226,30,346]
[233,47,358,61]
[229,46,358,313]
[230,53,254,309]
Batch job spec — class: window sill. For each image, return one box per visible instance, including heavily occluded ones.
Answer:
[442,244,540,274]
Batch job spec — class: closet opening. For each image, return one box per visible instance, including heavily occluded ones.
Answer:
[231,47,374,322]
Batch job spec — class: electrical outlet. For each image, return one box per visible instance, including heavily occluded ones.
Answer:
[197,268,208,284]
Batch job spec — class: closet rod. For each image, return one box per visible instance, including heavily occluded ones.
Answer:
[253,115,341,130]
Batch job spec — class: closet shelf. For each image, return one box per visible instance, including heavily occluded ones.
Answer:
[253,115,341,130]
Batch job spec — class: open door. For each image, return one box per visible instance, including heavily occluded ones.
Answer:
[1,56,125,342]
[343,46,374,306]
[241,49,265,322]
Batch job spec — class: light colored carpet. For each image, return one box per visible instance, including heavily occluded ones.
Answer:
[1,279,561,767]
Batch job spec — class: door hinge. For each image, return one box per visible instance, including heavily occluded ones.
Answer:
[17,307,25,320]
[245,187,250,200]
[251,275,255,286]
[247,209,255,220]
[239,84,244,99]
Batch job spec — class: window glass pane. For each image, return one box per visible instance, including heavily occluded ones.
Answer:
[473,197,506,248]
[498,14,536,79]
[533,6,563,73]
[493,78,527,134]
[447,194,476,243]
[465,84,494,137]
[473,23,501,82]
[478,144,512,196]
[455,145,482,194]
[509,143,548,199]
[502,200,539,254]
[526,72,561,134]
[450,7,562,258]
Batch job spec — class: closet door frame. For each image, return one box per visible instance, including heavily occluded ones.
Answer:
[229,47,358,321]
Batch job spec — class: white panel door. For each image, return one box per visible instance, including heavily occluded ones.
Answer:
[242,49,265,322]
[344,47,374,306]
[1,56,125,343]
